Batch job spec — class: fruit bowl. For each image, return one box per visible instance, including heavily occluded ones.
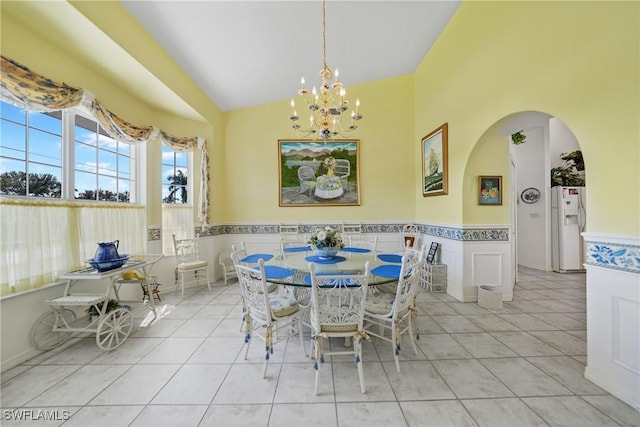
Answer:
[87,255,129,272]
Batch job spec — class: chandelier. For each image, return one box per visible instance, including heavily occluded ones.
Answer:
[288,0,363,140]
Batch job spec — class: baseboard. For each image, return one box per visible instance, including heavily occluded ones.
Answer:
[585,365,640,412]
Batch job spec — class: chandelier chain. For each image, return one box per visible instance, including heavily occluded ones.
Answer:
[288,0,363,140]
[322,0,327,71]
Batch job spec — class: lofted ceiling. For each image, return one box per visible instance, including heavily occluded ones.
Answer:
[120,0,461,112]
[3,1,461,117]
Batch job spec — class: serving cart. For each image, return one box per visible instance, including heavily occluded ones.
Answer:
[30,254,163,351]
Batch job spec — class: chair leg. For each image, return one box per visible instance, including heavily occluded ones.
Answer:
[392,322,401,373]
[263,325,273,379]
[205,270,211,292]
[313,336,323,395]
[243,317,252,360]
[297,317,306,357]
[355,337,365,394]
[407,317,419,355]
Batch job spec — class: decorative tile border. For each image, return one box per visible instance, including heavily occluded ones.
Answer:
[584,241,640,274]
[201,222,510,242]
[147,227,161,241]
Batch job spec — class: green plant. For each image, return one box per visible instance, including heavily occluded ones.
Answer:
[511,131,526,145]
[550,166,585,187]
[551,149,585,187]
[86,299,120,317]
[560,150,584,171]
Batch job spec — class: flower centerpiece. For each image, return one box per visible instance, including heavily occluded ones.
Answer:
[323,156,337,176]
[308,226,345,259]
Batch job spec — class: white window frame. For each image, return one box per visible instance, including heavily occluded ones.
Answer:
[65,108,143,204]
[161,144,194,255]
[0,101,144,204]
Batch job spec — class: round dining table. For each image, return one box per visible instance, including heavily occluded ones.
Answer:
[238,246,405,287]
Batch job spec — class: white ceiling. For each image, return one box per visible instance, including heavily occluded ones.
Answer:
[121,0,461,112]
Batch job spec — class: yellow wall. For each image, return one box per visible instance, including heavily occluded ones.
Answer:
[414,1,640,234]
[1,2,224,226]
[221,75,416,223]
[3,1,638,236]
[463,133,511,224]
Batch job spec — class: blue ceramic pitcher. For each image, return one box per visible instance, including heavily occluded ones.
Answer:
[94,240,120,262]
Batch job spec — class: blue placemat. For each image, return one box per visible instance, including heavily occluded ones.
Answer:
[377,253,402,263]
[342,247,371,253]
[241,253,274,263]
[305,255,346,264]
[283,246,311,253]
[256,265,295,279]
[371,264,401,279]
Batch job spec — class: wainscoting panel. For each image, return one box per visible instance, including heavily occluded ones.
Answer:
[471,253,503,287]
[612,296,640,375]
[583,232,640,411]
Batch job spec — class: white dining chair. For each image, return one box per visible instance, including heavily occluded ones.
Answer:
[280,235,310,258]
[236,259,306,378]
[348,235,378,254]
[401,224,420,251]
[218,250,237,286]
[172,233,210,297]
[364,249,423,373]
[309,261,370,395]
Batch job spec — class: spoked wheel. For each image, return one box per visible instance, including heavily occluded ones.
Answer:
[96,308,133,350]
[31,309,77,351]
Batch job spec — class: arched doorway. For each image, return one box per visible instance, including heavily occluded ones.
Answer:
[462,111,586,291]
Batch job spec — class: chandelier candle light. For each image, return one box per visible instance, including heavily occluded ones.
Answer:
[289,0,363,140]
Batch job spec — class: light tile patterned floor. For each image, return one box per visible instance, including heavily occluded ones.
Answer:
[1,267,639,426]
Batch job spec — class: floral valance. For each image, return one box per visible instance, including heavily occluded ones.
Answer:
[0,55,83,111]
[0,55,209,224]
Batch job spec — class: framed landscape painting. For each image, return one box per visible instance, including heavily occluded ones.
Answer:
[421,123,448,197]
[278,139,360,207]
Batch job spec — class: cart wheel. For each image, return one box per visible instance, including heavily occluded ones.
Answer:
[96,308,133,350]
[31,309,77,351]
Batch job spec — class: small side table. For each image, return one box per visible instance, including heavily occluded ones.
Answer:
[421,263,447,292]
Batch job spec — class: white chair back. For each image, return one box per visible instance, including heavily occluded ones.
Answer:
[173,233,202,264]
[391,246,424,318]
[309,261,370,394]
[401,224,420,251]
[236,260,272,324]
[348,235,378,254]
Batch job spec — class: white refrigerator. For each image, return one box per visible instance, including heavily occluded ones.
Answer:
[551,186,586,272]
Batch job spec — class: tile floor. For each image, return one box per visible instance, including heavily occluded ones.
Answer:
[1,267,639,426]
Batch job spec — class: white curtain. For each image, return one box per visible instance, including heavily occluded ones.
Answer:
[162,205,194,256]
[0,201,146,297]
[0,202,76,296]
[76,205,146,262]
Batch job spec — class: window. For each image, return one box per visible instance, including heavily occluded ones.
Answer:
[0,100,137,203]
[0,101,145,297]
[0,102,63,197]
[74,115,134,202]
[161,144,193,255]
[161,144,188,204]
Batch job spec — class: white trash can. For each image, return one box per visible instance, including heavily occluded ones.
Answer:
[478,285,503,309]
